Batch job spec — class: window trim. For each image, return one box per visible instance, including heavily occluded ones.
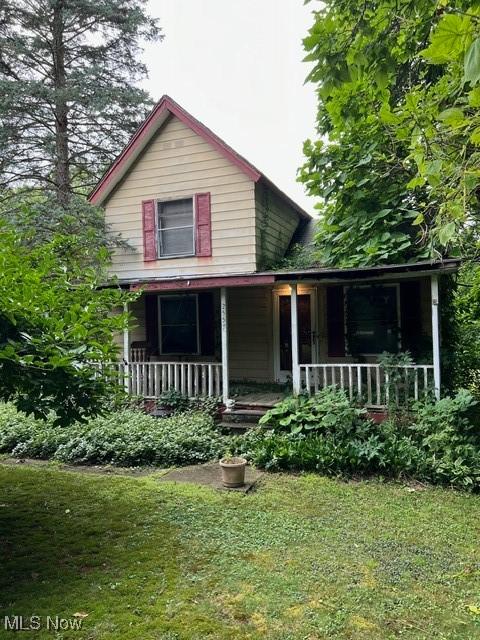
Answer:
[156,196,196,259]
[344,283,401,357]
[158,293,200,356]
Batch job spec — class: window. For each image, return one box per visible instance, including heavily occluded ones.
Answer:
[159,295,199,354]
[157,198,194,257]
[346,285,399,355]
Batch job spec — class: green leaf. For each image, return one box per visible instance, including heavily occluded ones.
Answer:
[379,102,400,125]
[421,14,472,64]
[438,221,456,246]
[468,87,480,107]
[464,38,480,86]
[437,107,465,127]
[407,176,425,189]
[470,127,480,145]
[412,213,424,225]
[356,154,372,167]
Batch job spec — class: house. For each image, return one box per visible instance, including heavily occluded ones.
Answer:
[89,95,459,407]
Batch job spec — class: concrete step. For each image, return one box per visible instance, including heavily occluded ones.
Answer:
[234,402,276,411]
[218,421,255,434]
[221,409,266,424]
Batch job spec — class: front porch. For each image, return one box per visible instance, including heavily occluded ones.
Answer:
[117,260,457,407]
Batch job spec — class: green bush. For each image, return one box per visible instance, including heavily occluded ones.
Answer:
[408,391,480,490]
[156,390,191,413]
[156,390,220,417]
[234,389,480,491]
[259,387,367,436]
[0,404,225,467]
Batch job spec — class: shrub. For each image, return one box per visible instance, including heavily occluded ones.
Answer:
[408,390,480,490]
[0,404,225,467]
[259,387,368,436]
[157,390,191,413]
[156,390,220,417]
[188,395,220,417]
[233,389,480,491]
[0,403,61,456]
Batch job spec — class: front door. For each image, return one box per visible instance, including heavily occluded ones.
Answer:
[278,293,312,379]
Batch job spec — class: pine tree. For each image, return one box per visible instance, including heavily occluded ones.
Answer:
[0,0,162,206]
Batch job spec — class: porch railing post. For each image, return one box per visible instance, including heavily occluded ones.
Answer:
[122,302,129,393]
[431,274,441,400]
[291,283,301,395]
[220,287,230,403]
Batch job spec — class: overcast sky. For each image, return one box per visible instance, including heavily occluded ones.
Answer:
[141,0,318,215]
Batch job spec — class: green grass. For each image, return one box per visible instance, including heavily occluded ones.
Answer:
[1,465,480,639]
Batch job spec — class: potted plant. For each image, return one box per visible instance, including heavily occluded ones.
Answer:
[219,455,247,488]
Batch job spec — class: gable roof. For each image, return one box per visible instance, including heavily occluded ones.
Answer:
[88,95,311,219]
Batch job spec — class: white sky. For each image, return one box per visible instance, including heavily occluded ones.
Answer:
[142,0,318,215]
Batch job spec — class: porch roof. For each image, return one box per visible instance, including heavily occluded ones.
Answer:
[125,258,461,292]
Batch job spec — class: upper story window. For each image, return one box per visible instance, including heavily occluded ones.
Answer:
[157,198,194,257]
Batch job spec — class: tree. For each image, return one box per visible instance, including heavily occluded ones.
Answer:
[390,6,480,258]
[0,0,162,206]
[0,191,129,265]
[299,1,479,267]
[0,223,135,425]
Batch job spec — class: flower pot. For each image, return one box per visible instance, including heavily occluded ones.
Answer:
[219,457,247,488]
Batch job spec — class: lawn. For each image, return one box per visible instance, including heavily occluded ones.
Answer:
[1,464,479,639]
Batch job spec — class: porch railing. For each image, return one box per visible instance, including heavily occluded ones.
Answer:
[117,361,222,398]
[300,363,434,407]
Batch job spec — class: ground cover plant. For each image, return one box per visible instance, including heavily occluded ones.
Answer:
[1,464,479,639]
[0,403,224,467]
[234,387,480,491]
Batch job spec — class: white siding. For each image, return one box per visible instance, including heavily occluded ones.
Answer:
[228,286,274,382]
[104,115,257,279]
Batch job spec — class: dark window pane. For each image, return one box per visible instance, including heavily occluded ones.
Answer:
[162,324,197,354]
[161,297,196,324]
[346,286,398,354]
[160,296,198,354]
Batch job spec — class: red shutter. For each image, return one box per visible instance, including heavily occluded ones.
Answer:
[327,285,346,357]
[195,192,212,257]
[142,200,157,261]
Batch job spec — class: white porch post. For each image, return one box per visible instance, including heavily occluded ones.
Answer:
[220,287,230,403]
[122,302,130,393]
[431,275,441,400]
[123,302,129,363]
[291,283,301,395]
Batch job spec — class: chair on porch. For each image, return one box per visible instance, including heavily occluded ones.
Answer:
[130,341,151,362]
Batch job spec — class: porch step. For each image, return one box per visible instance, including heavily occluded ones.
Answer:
[234,403,276,411]
[218,421,254,434]
[221,409,266,424]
